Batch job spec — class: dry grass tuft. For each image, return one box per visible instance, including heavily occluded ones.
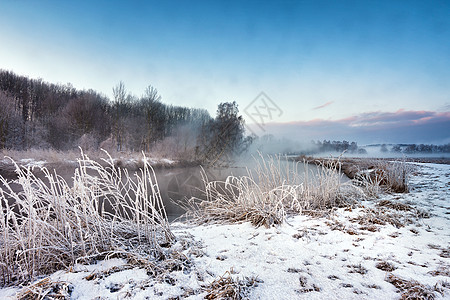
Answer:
[386,273,438,299]
[428,266,450,277]
[0,150,174,287]
[300,157,413,195]
[296,275,321,293]
[181,154,363,227]
[354,160,413,194]
[351,207,412,229]
[16,277,72,300]
[347,264,368,275]
[439,248,450,259]
[377,199,414,211]
[376,261,397,272]
[205,270,259,299]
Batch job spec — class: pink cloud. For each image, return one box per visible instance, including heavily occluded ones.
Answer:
[295,110,448,128]
[250,110,450,144]
[312,101,334,110]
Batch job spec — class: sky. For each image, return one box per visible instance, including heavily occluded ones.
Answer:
[0,0,449,144]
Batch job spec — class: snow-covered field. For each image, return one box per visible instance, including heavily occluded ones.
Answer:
[1,162,449,299]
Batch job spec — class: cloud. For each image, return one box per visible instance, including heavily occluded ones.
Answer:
[439,103,450,112]
[249,110,450,144]
[312,101,334,110]
[344,110,446,127]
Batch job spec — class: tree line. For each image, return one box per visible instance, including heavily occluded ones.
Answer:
[384,144,450,154]
[0,70,250,164]
[310,140,365,154]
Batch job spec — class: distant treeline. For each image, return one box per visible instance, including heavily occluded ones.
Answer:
[380,144,450,153]
[0,70,250,163]
[309,140,366,154]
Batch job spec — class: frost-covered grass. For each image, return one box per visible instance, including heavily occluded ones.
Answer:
[354,159,413,194]
[182,154,364,227]
[301,156,413,196]
[0,162,448,299]
[0,151,174,287]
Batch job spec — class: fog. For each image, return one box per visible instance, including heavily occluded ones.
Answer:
[356,145,450,159]
[237,134,450,162]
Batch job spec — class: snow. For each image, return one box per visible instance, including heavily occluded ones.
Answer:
[18,158,47,168]
[161,158,176,164]
[0,288,17,299]
[114,157,177,167]
[1,162,449,299]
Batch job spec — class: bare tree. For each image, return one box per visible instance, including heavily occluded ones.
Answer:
[139,85,164,151]
[112,81,128,151]
[0,91,16,148]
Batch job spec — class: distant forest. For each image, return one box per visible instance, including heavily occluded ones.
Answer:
[2,70,447,161]
[381,143,450,154]
[310,140,366,154]
[0,70,251,163]
[250,136,366,155]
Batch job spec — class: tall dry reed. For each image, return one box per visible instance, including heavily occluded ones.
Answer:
[182,154,363,227]
[0,150,173,286]
[354,159,412,194]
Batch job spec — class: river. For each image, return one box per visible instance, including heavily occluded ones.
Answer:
[0,158,346,222]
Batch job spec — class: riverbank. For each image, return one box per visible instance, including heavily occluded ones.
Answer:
[1,161,448,299]
[0,149,201,180]
[296,155,450,180]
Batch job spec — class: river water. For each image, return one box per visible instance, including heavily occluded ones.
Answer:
[0,159,345,222]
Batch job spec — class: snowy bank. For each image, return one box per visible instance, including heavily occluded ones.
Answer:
[1,162,449,299]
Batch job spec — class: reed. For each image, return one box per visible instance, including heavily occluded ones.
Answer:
[0,150,173,286]
[182,154,362,227]
[354,159,412,194]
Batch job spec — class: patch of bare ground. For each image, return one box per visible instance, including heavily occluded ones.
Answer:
[440,248,450,259]
[349,197,432,231]
[377,199,431,218]
[427,244,450,259]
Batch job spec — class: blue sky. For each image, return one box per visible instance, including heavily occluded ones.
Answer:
[0,0,449,143]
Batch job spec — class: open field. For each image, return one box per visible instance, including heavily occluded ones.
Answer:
[0,154,449,299]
